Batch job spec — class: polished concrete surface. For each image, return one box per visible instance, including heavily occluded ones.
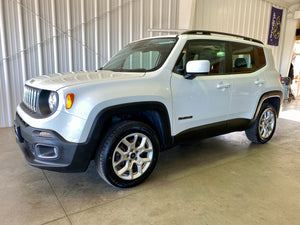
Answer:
[1,98,300,225]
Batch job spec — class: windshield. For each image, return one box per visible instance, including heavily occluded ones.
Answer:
[103,37,177,72]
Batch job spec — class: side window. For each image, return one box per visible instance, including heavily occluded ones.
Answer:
[231,43,255,73]
[173,40,226,75]
[231,43,266,73]
[255,47,266,69]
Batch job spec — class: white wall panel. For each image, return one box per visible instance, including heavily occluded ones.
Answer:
[0,0,179,127]
[193,0,287,72]
[2,0,290,128]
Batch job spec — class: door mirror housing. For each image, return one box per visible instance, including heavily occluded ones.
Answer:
[185,60,210,80]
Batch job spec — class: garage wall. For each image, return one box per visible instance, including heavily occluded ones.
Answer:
[193,0,287,71]
[0,0,179,127]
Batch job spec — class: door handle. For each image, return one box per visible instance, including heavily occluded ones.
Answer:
[255,79,265,86]
[217,82,231,89]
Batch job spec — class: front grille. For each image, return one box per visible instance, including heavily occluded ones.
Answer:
[23,86,40,113]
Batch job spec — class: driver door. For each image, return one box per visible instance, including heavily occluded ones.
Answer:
[171,40,231,135]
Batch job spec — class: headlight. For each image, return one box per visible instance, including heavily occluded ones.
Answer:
[48,91,58,112]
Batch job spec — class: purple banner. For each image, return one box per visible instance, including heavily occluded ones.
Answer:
[268,7,283,46]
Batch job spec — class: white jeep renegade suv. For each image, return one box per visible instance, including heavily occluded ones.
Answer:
[14,31,283,187]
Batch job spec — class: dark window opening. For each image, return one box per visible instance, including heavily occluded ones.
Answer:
[173,40,266,76]
[173,40,226,75]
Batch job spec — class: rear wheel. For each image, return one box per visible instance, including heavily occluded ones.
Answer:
[95,121,159,188]
[245,103,277,144]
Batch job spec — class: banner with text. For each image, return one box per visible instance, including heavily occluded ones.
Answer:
[268,7,283,46]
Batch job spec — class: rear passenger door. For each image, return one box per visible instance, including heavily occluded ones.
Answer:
[227,42,267,120]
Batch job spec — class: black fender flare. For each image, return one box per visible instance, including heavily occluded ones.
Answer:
[250,91,283,126]
[86,101,173,158]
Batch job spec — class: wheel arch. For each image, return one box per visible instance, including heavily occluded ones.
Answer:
[251,91,283,125]
[87,102,173,159]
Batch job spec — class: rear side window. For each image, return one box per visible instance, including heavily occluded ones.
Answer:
[231,42,266,73]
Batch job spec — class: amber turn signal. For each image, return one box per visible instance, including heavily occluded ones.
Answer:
[66,93,75,109]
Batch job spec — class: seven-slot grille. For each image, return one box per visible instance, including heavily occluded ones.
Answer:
[23,86,40,112]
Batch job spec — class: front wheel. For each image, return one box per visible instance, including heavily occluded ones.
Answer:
[95,121,159,188]
[245,103,277,144]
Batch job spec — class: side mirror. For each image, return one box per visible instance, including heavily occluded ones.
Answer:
[184,60,210,80]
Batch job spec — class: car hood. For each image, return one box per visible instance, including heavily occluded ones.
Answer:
[25,70,145,91]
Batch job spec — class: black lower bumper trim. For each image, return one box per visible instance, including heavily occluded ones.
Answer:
[14,113,93,172]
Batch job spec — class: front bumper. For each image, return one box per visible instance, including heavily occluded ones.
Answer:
[14,113,93,172]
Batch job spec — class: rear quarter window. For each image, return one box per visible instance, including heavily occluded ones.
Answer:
[255,47,266,70]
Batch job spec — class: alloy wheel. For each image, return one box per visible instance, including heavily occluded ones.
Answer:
[258,108,275,140]
[112,133,153,180]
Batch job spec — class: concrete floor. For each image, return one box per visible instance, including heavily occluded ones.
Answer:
[1,98,300,225]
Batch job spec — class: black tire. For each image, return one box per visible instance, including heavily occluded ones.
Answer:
[245,103,277,144]
[95,121,159,188]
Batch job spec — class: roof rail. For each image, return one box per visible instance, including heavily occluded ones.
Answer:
[181,30,263,44]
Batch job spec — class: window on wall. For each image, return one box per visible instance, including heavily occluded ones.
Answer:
[173,40,226,75]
